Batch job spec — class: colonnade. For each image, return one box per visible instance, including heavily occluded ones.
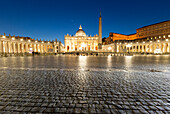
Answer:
[0,34,64,54]
[119,42,170,53]
[104,41,170,54]
[0,41,53,53]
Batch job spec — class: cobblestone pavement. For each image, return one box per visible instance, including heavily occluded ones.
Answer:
[0,56,169,113]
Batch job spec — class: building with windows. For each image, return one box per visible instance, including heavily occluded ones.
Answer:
[103,20,170,54]
[0,33,64,55]
[64,25,99,52]
[64,13,103,52]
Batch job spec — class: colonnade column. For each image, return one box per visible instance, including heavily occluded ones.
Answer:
[0,41,2,53]
[45,45,47,53]
[18,43,20,53]
[25,44,28,53]
[135,45,137,52]
[13,43,15,53]
[168,43,170,53]
[5,42,7,53]
[33,44,36,52]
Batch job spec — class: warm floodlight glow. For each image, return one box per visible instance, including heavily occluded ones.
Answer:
[126,44,132,48]
[81,43,86,47]
[12,38,15,40]
[154,49,162,54]
[166,39,168,41]
[20,39,23,41]
[2,36,5,38]
[108,47,112,50]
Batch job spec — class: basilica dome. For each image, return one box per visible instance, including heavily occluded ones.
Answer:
[75,25,86,36]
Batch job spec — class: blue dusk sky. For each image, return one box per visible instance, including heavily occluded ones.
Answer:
[0,0,170,44]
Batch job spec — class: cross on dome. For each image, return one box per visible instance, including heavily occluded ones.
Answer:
[79,25,82,29]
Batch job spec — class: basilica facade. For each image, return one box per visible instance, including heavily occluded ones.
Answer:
[64,25,99,52]
[64,13,102,52]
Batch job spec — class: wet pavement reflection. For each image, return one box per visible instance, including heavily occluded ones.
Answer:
[0,55,169,113]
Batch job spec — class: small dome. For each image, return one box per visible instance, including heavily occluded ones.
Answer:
[75,25,86,36]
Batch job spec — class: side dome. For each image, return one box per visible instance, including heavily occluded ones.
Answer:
[75,25,86,36]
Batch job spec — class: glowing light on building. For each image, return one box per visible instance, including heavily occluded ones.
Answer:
[108,47,112,50]
[126,44,132,48]
[81,43,86,47]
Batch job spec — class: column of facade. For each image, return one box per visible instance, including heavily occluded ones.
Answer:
[5,42,8,53]
[33,44,35,52]
[136,46,138,52]
[0,41,2,53]
[152,44,154,53]
[40,45,42,53]
[46,45,48,53]
[42,45,44,53]
[25,43,29,53]
[164,43,167,53]
[12,43,15,53]
[53,45,55,53]
[11,42,13,53]
[141,45,143,52]
[20,44,23,53]
[134,45,137,52]
[168,43,170,53]
[44,45,47,53]
[11,42,14,53]
[2,42,5,53]
[18,43,20,53]
[149,44,152,53]
[70,42,71,52]
[36,44,39,52]
[34,44,36,52]
[12,42,15,53]
[144,44,147,52]
[10,42,13,53]
[41,44,44,53]
[8,42,10,53]
[160,43,163,53]
[44,45,46,53]
[14,43,16,53]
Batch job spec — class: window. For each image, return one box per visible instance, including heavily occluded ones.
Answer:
[168,35,170,37]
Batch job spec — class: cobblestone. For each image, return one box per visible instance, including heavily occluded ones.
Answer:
[0,56,169,113]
